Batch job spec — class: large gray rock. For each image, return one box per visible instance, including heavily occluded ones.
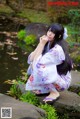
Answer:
[0,93,45,119]
[71,71,80,87]
[38,91,80,118]
[70,71,80,94]
[25,23,49,39]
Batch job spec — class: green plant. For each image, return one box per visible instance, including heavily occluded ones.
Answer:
[17,72,29,84]
[39,104,58,119]
[68,9,80,42]
[6,84,22,99]
[17,30,37,51]
[17,30,26,40]
[78,92,80,96]
[24,34,36,45]
[20,91,40,106]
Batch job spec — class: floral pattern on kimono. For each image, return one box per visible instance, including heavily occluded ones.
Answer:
[25,44,71,93]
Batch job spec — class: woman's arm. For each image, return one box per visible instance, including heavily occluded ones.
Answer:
[29,43,43,62]
[29,35,48,62]
[33,35,48,61]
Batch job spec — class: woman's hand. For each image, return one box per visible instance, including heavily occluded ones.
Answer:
[39,35,49,45]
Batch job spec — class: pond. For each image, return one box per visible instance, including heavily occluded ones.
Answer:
[0,33,29,94]
[0,22,49,94]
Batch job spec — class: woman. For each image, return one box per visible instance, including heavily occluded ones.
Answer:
[25,23,72,104]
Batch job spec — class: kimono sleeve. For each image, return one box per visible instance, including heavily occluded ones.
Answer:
[27,53,33,75]
[32,45,65,84]
[35,45,65,66]
[27,52,33,64]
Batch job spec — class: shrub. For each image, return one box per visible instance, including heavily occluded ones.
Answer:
[17,30,26,40]
[39,104,58,119]
[6,84,22,99]
[19,91,40,106]
[17,30,37,51]
[68,9,80,42]
[24,34,36,45]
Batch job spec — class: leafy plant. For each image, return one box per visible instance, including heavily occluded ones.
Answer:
[39,104,58,119]
[19,91,40,106]
[78,92,80,96]
[17,30,26,40]
[6,84,22,99]
[17,72,29,84]
[24,34,36,45]
[17,30,37,51]
[68,9,80,42]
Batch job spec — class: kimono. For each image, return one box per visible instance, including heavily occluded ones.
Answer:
[25,43,71,94]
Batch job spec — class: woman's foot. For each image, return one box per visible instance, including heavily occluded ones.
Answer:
[43,91,60,104]
[33,90,41,94]
[33,90,50,96]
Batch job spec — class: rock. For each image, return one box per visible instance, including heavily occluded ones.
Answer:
[25,23,49,39]
[18,84,80,118]
[71,71,80,87]
[38,91,80,118]
[0,93,45,119]
[70,71,80,93]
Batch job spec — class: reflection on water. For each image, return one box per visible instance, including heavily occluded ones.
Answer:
[0,34,29,94]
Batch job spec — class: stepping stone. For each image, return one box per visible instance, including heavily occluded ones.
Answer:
[38,91,80,117]
[0,93,45,119]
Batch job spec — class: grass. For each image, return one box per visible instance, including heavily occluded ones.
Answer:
[17,8,50,24]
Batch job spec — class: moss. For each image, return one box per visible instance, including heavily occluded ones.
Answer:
[16,8,50,24]
[0,4,13,14]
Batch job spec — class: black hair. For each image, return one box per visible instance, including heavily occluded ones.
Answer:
[47,23,64,47]
[43,23,72,75]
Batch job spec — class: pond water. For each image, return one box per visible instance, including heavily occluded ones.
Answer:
[0,33,29,94]
[0,22,48,94]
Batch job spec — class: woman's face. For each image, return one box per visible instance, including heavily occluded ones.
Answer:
[47,30,55,42]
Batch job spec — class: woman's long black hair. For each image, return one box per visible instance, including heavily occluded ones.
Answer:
[43,23,72,75]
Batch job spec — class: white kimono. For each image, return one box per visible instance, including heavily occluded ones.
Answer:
[25,44,71,93]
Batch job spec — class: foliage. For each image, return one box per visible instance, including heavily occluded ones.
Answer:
[68,9,80,42]
[6,84,22,99]
[24,34,36,45]
[39,104,58,119]
[0,3,13,13]
[17,30,26,40]
[17,8,50,24]
[0,0,23,13]
[47,3,71,24]
[14,72,29,85]
[19,91,40,106]
[5,72,28,98]
[70,48,80,67]
[17,29,37,49]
